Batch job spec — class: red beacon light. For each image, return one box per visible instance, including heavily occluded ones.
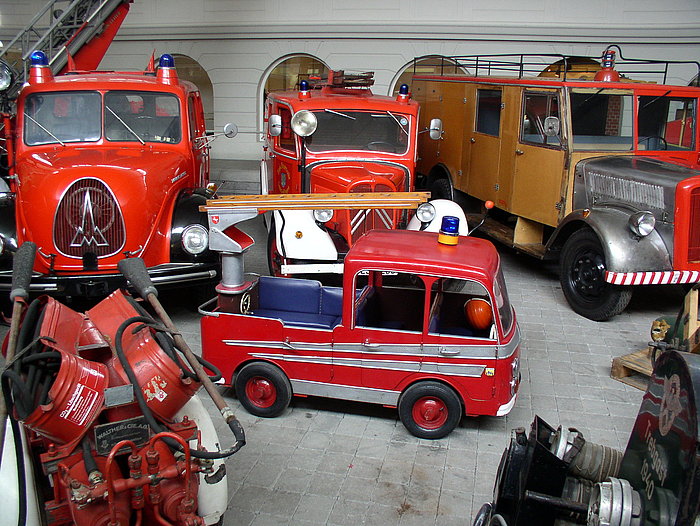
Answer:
[438,215,460,245]
[396,83,410,102]
[29,50,53,84]
[299,79,311,99]
[594,48,620,82]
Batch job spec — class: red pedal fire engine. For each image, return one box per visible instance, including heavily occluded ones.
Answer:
[199,193,520,439]
[261,70,462,276]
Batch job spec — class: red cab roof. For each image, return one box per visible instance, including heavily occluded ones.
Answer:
[345,229,500,282]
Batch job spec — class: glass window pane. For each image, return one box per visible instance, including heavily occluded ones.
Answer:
[638,95,695,151]
[476,89,502,136]
[521,92,561,147]
[571,90,633,151]
[105,91,181,144]
[355,272,425,333]
[428,278,496,339]
[24,91,101,145]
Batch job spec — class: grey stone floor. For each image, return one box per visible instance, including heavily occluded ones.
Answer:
[159,210,686,526]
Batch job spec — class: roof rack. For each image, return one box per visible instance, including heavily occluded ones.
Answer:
[411,45,700,85]
[308,70,375,89]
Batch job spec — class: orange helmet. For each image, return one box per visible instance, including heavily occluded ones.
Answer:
[465,298,493,330]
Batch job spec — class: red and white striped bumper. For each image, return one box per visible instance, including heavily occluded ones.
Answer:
[605,270,700,286]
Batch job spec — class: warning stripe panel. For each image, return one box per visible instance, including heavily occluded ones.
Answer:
[605,270,700,285]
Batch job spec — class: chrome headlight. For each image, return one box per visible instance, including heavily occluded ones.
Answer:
[181,224,208,255]
[628,211,656,237]
[416,202,436,223]
[291,110,318,137]
[0,60,14,92]
[313,209,333,223]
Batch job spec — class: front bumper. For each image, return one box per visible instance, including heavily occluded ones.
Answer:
[0,262,219,297]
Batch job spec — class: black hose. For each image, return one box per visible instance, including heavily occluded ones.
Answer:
[81,436,99,477]
[115,316,240,459]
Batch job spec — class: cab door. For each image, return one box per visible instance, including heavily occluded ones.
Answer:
[509,90,567,228]
[188,92,209,187]
[269,102,300,194]
[467,87,504,204]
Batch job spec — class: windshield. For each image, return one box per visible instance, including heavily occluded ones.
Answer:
[570,89,634,151]
[24,91,101,145]
[105,91,181,144]
[638,95,696,151]
[305,110,409,154]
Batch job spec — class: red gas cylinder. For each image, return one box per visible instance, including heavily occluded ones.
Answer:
[464,298,493,331]
[22,351,108,444]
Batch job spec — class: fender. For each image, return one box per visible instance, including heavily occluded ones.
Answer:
[273,210,338,261]
[406,199,469,235]
[0,418,42,526]
[551,207,672,273]
[173,396,228,526]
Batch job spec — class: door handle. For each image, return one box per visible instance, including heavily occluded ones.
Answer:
[515,149,524,155]
[439,348,461,356]
[362,339,380,349]
[470,137,476,143]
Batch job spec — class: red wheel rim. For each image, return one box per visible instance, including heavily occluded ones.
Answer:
[245,376,277,408]
[412,396,448,430]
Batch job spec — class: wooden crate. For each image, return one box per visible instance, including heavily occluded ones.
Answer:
[611,347,653,391]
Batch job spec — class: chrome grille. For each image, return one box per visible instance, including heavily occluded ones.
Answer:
[589,172,665,209]
[348,183,396,244]
[53,178,125,258]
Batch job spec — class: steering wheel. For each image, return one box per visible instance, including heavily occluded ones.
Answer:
[639,135,668,150]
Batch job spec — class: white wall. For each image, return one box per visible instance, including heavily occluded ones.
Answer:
[3,0,699,160]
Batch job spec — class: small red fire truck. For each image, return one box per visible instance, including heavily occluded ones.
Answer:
[200,196,520,439]
[261,70,459,276]
[0,50,228,297]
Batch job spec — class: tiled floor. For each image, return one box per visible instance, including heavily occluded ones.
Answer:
[161,211,686,526]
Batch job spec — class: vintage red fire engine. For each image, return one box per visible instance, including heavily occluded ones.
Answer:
[262,70,458,276]
[0,50,224,297]
[201,204,520,439]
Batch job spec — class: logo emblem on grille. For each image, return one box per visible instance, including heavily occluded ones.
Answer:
[70,189,109,248]
[54,178,126,258]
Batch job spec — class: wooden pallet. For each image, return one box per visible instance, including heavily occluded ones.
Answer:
[611,347,653,391]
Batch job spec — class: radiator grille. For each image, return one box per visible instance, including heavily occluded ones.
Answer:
[690,187,700,263]
[53,178,125,258]
[589,172,665,209]
[348,183,396,244]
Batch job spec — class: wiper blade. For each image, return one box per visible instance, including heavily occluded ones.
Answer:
[386,111,408,136]
[24,113,65,146]
[640,90,672,110]
[324,109,355,120]
[106,105,145,145]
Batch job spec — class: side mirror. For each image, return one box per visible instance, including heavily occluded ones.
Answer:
[429,118,443,140]
[544,116,560,137]
[269,114,282,137]
[223,122,238,138]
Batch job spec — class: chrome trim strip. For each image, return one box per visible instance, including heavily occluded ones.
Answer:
[291,379,400,406]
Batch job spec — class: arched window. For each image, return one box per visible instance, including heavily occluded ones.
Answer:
[172,54,214,131]
[390,56,467,96]
[258,54,329,135]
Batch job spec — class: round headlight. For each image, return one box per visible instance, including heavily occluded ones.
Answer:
[313,209,333,223]
[181,224,208,255]
[0,61,14,92]
[291,110,318,137]
[416,202,436,223]
[628,211,656,237]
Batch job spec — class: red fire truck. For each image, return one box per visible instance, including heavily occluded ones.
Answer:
[0,50,228,298]
[200,195,520,439]
[261,70,460,276]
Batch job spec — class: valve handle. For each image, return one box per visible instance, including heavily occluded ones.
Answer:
[118,257,158,298]
[10,241,37,301]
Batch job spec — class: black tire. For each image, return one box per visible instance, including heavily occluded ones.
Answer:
[398,381,462,439]
[429,177,453,201]
[234,362,292,417]
[559,228,633,321]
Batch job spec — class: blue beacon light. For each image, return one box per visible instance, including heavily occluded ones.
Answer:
[159,54,175,68]
[438,216,460,245]
[30,51,49,66]
[399,84,409,95]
